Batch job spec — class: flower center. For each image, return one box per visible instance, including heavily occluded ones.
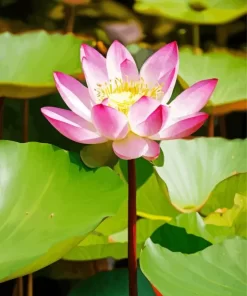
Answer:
[95,78,163,114]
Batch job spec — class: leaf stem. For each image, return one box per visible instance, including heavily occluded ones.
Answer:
[192,24,200,54]
[208,115,215,137]
[17,277,23,296]
[216,25,228,47]
[23,99,29,142]
[0,97,4,139]
[27,274,33,296]
[128,159,138,296]
[64,4,76,33]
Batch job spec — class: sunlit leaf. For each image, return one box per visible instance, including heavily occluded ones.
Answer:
[115,158,180,219]
[202,173,247,215]
[205,193,247,238]
[141,231,246,296]
[134,0,247,25]
[179,48,247,115]
[0,141,126,282]
[155,138,247,212]
[170,212,234,243]
[63,219,164,260]
[74,157,179,254]
[0,31,91,98]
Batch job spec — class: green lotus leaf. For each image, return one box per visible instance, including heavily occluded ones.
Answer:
[150,223,212,253]
[202,172,247,215]
[0,141,126,282]
[115,158,180,220]
[77,0,138,21]
[68,160,178,258]
[155,138,247,213]
[205,193,247,238]
[179,48,247,115]
[134,0,247,25]
[63,219,164,261]
[80,142,118,168]
[50,0,137,21]
[98,138,246,236]
[91,147,181,234]
[68,157,179,259]
[140,227,247,296]
[68,268,155,296]
[0,31,91,99]
[95,200,128,236]
[170,212,234,243]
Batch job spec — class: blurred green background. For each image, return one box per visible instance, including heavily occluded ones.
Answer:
[0,0,246,295]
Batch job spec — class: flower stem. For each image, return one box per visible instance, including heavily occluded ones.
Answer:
[128,159,137,296]
[0,97,4,139]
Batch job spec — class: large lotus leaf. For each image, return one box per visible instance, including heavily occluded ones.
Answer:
[179,48,247,115]
[80,142,118,168]
[95,200,128,236]
[0,31,91,99]
[0,141,126,282]
[155,138,247,213]
[140,228,247,296]
[50,0,137,21]
[69,157,179,257]
[92,157,179,238]
[63,219,164,260]
[70,161,179,254]
[77,0,138,20]
[202,172,247,215]
[149,223,212,254]
[205,194,247,238]
[68,268,155,296]
[134,0,247,25]
[170,212,234,243]
[115,158,180,220]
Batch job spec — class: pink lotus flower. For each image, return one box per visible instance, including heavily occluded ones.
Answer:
[41,41,217,160]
